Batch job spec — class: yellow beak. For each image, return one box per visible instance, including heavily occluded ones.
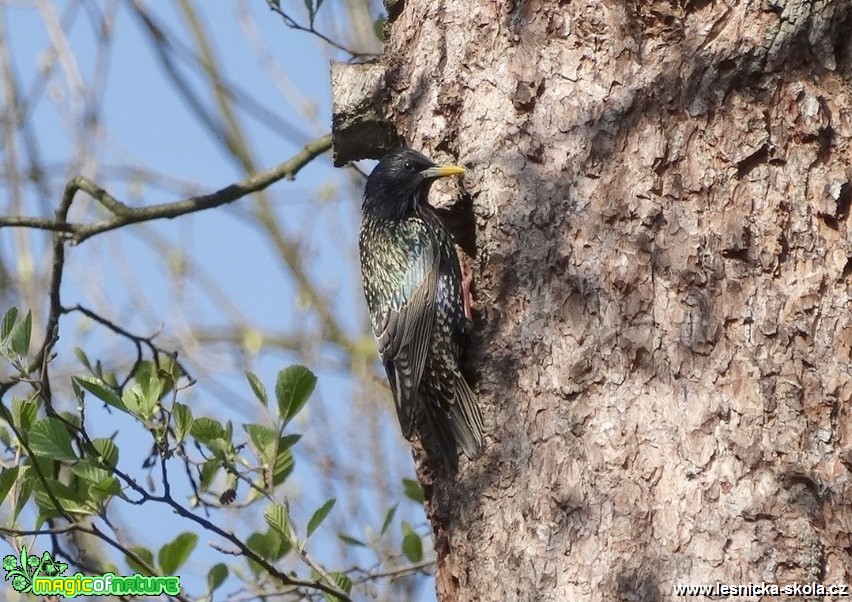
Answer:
[420,164,466,179]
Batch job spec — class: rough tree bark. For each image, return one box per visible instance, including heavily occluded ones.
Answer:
[335,0,852,599]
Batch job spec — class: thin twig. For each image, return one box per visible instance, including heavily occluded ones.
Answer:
[352,558,436,583]
[265,0,378,59]
[63,303,194,389]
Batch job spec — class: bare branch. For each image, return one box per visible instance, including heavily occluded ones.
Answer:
[0,135,332,243]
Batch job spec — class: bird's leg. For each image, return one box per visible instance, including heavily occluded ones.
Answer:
[461,267,476,325]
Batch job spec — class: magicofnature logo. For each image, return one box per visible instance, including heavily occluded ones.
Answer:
[3,546,180,597]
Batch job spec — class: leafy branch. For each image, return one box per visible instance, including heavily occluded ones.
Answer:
[1,309,354,600]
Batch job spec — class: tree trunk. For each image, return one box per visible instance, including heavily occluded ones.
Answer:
[349,0,852,599]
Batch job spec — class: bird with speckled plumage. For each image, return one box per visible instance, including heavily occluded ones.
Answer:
[358,148,484,463]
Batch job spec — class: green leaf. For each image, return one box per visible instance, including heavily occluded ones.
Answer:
[207,563,228,592]
[78,475,120,514]
[224,471,238,496]
[205,438,232,462]
[246,529,291,575]
[402,478,425,504]
[380,503,398,536]
[73,376,127,413]
[245,371,268,407]
[91,438,119,468]
[0,466,19,504]
[191,417,225,444]
[121,385,144,419]
[59,411,81,430]
[154,356,181,396]
[278,433,302,450]
[71,461,110,484]
[198,460,219,491]
[271,446,294,486]
[33,479,90,516]
[12,397,38,432]
[13,468,33,520]
[32,454,55,477]
[9,309,32,357]
[159,532,198,574]
[275,365,316,424]
[244,423,277,464]
[307,498,335,538]
[247,529,289,560]
[137,369,164,418]
[29,417,76,462]
[264,503,291,540]
[323,572,352,602]
[74,347,92,371]
[116,365,163,421]
[1,307,17,342]
[126,546,155,576]
[131,360,155,386]
[172,403,193,443]
[401,522,423,562]
[337,533,366,547]
[89,476,121,498]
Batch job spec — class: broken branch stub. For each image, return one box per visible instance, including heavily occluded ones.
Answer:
[330,61,400,166]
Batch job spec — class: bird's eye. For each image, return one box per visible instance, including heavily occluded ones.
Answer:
[403,161,415,173]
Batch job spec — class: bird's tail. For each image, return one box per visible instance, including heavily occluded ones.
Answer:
[421,371,484,467]
[447,372,484,459]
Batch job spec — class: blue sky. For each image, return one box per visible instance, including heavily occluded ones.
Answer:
[0,1,434,600]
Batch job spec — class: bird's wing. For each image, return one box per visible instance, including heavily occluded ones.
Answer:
[372,233,439,435]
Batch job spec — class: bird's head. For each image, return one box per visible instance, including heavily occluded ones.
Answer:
[362,148,465,220]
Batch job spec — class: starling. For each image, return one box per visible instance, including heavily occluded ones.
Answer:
[359,148,485,461]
